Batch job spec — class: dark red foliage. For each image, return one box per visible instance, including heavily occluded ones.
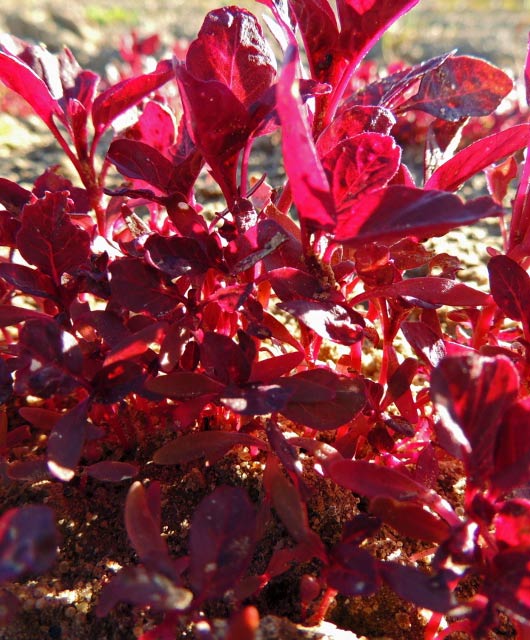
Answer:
[0,2,530,638]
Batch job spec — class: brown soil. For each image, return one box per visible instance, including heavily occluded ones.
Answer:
[0,2,529,639]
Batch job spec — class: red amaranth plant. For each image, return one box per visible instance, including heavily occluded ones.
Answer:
[0,2,530,638]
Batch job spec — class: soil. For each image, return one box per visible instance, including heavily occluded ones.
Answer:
[0,2,529,640]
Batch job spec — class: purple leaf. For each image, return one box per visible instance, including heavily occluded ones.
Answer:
[189,486,256,600]
[0,505,58,581]
[277,300,364,345]
[125,481,170,566]
[334,186,502,246]
[493,399,530,492]
[351,276,490,308]
[109,258,181,317]
[281,369,366,430]
[327,544,380,597]
[220,383,292,415]
[91,361,145,404]
[398,55,513,121]
[488,254,530,332]
[47,400,89,482]
[96,566,192,617]
[145,235,212,277]
[431,354,519,485]
[0,263,57,299]
[92,59,174,135]
[17,191,90,282]
[186,7,276,108]
[107,139,179,193]
[401,321,446,368]
[322,133,401,210]
[200,332,252,385]
[380,563,456,613]
[85,461,139,482]
[146,372,224,400]
[153,431,268,465]
[425,124,530,192]
[267,267,324,301]
[14,318,83,398]
[0,305,49,327]
[276,45,336,231]
[370,496,450,543]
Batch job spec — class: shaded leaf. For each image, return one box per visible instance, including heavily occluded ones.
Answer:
[189,486,256,599]
[96,566,192,617]
[103,321,168,367]
[401,321,446,368]
[488,254,530,331]
[370,496,450,543]
[328,544,380,597]
[145,235,211,277]
[153,431,268,465]
[0,505,58,581]
[146,371,224,400]
[47,400,89,481]
[86,461,139,482]
[220,383,292,415]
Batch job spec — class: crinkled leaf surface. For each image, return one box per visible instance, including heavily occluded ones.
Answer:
[322,132,401,210]
[186,7,276,107]
[399,55,513,121]
[17,191,90,282]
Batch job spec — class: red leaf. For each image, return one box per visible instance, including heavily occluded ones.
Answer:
[277,300,364,345]
[220,383,292,415]
[125,481,170,565]
[488,255,530,333]
[337,0,419,66]
[351,276,490,308]
[276,45,336,231]
[17,191,90,282]
[0,47,62,128]
[86,461,139,482]
[425,124,530,192]
[431,354,519,484]
[401,321,446,368]
[109,258,181,317]
[91,361,145,404]
[0,505,58,581]
[103,321,168,367]
[334,186,501,247]
[186,7,276,108]
[399,55,513,121]
[92,59,174,134]
[0,305,48,327]
[286,0,340,83]
[370,496,450,543]
[249,351,304,383]
[189,486,256,600]
[153,431,268,465]
[494,500,530,549]
[493,399,530,492]
[317,105,395,157]
[281,369,366,430]
[145,235,212,277]
[200,332,252,385]
[47,401,89,482]
[322,132,401,210]
[266,267,324,301]
[107,139,178,193]
[0,263,57,299]
[146,372,224,400]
